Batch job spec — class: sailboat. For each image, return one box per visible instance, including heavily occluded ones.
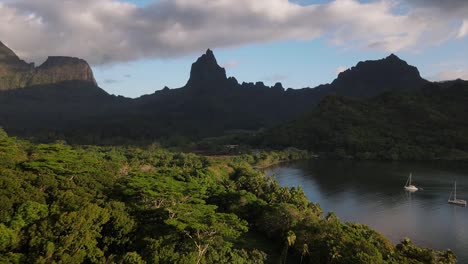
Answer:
[448,181,467,206]
[404,173,418,191]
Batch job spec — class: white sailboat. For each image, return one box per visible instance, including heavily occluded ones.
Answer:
[404,173,418,191]
[448,181,467,206]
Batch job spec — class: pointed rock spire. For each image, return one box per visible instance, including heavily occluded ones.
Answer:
[385,53,399,60]
[186,49,228,89]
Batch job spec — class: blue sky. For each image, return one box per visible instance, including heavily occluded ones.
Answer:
[91,0,468,97]
[1,0,467,98]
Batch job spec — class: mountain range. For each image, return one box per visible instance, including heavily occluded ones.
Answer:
[0,40,461,148]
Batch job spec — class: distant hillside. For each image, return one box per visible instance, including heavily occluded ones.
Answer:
[0,41,431,144]
[0,81,128,140]
[314,54,428,98]
[260,80,468,160]
[0,41,96,90]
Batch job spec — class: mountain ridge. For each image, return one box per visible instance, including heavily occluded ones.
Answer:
[0,41,441,143]
[0,42,96,90]
[0,41,430,97]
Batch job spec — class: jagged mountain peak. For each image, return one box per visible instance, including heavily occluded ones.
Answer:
[186,49,228,89]
[385,53,400,60]
[382,53,411,67]
[204,48,215,59]
[193,49,220,69]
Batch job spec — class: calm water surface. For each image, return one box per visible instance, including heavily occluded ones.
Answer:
[267,160,468,263]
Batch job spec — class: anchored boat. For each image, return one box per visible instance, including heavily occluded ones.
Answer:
[404,173,418,191]
[448,181,467,206]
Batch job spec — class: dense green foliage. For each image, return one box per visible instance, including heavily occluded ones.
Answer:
[228,148,310,168]
[261,81,468,161]
[0,130,456,263]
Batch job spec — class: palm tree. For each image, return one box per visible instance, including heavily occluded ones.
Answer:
[283,231,296,264]
[300,243,309,264]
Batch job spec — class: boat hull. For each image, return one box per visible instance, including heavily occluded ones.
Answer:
[448,199,467,206]
[405,185,418,191]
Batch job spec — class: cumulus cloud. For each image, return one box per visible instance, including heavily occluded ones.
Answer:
[0,0,466,65]
[433,69,468,81]
[404,0,468,41]
[406,0,468,12]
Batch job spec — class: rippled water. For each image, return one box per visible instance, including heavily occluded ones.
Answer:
[267,160,468,263]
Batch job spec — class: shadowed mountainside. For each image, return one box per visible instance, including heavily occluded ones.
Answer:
[314,54,428,98]
[260,79,468,160]
[0,42,433,143]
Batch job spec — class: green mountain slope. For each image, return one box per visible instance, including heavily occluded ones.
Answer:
[261,80,468,160]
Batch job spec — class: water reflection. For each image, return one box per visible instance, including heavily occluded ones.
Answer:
[267,160,468,263]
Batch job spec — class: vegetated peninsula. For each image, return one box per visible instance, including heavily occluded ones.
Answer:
[0,131,457,263]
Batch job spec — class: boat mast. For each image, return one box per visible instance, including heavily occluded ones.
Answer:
[454,182,457,200]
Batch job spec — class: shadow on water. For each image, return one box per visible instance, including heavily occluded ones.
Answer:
[267,159,468,263]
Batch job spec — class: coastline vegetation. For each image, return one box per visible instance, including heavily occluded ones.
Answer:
[260,82,468,161]
[0,129,456,263]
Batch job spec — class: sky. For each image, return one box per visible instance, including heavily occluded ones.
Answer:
[0,0,467,98]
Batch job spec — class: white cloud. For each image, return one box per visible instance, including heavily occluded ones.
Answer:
[0,0,466,65]
[433,69,468,81]
[458,20,468,38]
[335,66,348,75]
